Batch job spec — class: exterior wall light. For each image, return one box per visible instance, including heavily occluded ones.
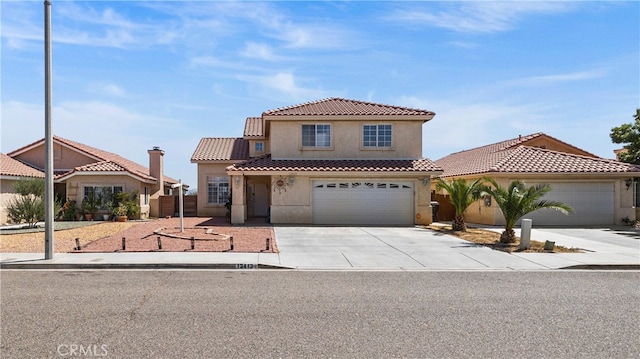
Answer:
[625,178,633,190]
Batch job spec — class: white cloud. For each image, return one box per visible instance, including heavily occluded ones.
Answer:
[237,72,333,102]
[86,83,127,98]
[507,68,608,86]
[398,96,557,159]
[240,42,287,62]
[448,41,479,49]
[389,2,577,34]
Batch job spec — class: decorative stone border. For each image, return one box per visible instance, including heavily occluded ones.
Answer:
[153,227,231,241]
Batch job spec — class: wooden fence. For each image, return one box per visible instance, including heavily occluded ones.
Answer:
[159,195,197,217]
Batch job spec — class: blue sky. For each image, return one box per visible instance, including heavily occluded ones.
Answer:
[2,1,638,189]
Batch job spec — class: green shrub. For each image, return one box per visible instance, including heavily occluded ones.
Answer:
[6,178,61,227]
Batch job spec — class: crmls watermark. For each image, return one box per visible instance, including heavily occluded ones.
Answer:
[57,344,108,357]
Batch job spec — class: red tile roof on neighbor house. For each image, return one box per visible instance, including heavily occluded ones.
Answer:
[190,138,250,162]
[243,117,264,138]
[0,153,44,178]
[7,136,178,184]
[227,154,442,173]
[262,97,436,119]
[435,133,640,177]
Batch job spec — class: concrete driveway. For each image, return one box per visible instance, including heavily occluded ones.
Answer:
[273,225,639,270]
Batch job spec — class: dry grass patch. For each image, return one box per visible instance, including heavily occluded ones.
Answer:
[0,222,139,253]
[426,224,582,253]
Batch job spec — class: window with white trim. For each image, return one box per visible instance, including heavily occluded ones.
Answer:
[207,176,229,205]
[84,186,123,210]
[363,124,392,147]
[302,124,331,147]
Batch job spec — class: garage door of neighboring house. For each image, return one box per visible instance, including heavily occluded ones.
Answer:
[312,181,413,225]
[521,182,614,226]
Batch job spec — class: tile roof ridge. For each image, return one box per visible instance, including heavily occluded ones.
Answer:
[262,97,434,115]
[489,146,530,171]
[526,145,638,165]
[262,98,337,114]
[532,132,599,157]
[74,160,124,170]
[492,145,640,172]
[438,133,542,157]
[495,133,543,151]
[201,136,244,140]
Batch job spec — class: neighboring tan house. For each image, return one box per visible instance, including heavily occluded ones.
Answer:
[3,136,180,223]
[433,133,640,226]
[191,97,443,225]
[0,153,46,224]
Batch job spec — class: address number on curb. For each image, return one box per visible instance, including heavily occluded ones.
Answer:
[235,264,258,269]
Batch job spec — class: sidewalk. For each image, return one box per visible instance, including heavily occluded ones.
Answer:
[1,225,638,270]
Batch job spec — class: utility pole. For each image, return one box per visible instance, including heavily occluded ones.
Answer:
[44,0,54,259]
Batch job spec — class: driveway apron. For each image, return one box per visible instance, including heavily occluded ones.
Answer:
[274,226,551,270]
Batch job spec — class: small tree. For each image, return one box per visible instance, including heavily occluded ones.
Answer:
[481,178,573,243]
[6,177,60,227]
[434,177,485,231]
[610,108,640,164]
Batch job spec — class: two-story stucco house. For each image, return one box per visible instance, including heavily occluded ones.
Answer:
[191,98,443,225]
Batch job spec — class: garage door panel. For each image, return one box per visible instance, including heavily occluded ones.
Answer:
[313,181,413,225]
[520,182,614,226]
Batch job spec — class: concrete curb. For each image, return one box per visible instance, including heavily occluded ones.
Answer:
[560,264,640,270]
[0,263,294,270]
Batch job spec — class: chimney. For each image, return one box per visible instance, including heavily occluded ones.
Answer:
[148,146,165,194]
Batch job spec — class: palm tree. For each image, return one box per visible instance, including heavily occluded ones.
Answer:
[481,178,573,243]
[434,177,485,231]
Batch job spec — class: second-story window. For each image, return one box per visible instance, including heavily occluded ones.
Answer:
[363,124,392,147]
[255,142,264,152]
[302,124,331,147]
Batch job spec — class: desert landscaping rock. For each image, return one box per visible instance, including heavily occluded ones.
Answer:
[0,217,276,253]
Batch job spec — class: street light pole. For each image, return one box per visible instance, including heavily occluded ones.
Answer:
[44,0,54,259]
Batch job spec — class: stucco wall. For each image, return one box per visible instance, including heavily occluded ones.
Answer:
[14,143,96,171]
[65,175,150,219]
[268,120,423,159]
[248,139,269,158]
[269,175,312,223]
[434,176,637,226]
[197,163,231,217]
[0,178,18,224]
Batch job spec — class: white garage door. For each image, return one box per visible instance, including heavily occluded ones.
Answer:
[521,182,614,226]
[312,181,414,225]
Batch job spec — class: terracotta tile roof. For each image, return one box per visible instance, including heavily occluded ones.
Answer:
[73,161,127,172]
[191,138,250,161]
[0,153,44,178]
[492,146,640,173]
[227,155,442,173]
[262,97,436,118]
[243,117,264,137]
[436,134,640,177]
[8,136,177,184]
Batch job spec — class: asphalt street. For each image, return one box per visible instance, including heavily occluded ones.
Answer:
[1,270,638,358]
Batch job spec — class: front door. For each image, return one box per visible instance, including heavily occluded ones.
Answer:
[250,183,269,217]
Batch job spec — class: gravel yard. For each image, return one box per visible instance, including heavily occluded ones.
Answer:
[0,217,276,253]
